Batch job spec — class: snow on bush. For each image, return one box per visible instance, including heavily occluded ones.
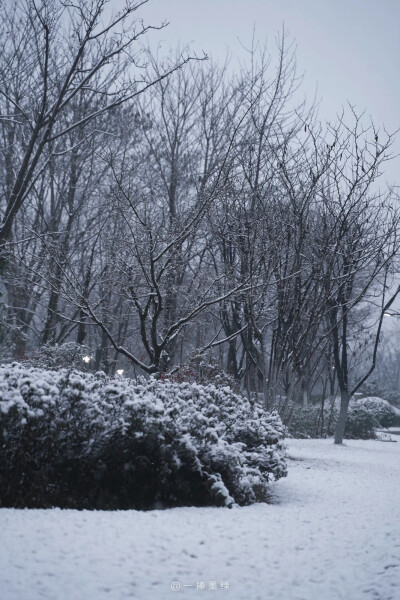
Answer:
[356,396,395,428]
[284,395,396,440]
[345,396,396,439]
[285,405,337,439]
[19,342,92,369]
[0,363,286,510]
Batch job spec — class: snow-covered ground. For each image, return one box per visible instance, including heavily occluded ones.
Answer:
[1,437,399,600]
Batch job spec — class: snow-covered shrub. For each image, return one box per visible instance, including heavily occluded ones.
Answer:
[0,363,286,509]
[154,379,287,506]
[356,397,395,428]
[344,397,395,439]
[165,353,240,393]
[361,380,400,409]
[283,395,395,440]
[17,342,92,369]
[344,406,377,439]
[284,405,337,439]
[284,407,319,439]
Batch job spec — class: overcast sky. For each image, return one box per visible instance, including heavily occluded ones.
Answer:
[137,0,399,186]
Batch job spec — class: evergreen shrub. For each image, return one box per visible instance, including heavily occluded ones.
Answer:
[285,396,395,440]
[0,363,287,510]
[345,396,395,439]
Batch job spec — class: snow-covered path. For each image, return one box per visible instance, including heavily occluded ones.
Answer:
[1,438,399,600]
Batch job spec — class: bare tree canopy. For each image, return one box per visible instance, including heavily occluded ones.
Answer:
[1,9,399,444]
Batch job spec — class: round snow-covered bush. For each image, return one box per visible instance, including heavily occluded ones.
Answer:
[345,397,395,439]
[0,363,286,509]
[344,405,377,439]
[356,397,395,429]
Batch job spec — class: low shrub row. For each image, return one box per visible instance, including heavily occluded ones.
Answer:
[0,363,287,510]
[285,396,395,439]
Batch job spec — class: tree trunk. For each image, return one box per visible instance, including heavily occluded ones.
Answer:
[302,385,308,408]
[334,390,351,444]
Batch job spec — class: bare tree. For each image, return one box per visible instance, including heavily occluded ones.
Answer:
[316,111,400,443]
[0,0,194,270]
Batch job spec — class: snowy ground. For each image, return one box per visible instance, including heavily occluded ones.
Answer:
[1,437,399,600]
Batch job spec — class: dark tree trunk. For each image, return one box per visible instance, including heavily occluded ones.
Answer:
[334,389,350,444]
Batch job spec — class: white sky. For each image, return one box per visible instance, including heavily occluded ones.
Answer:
[136,0,400,187]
